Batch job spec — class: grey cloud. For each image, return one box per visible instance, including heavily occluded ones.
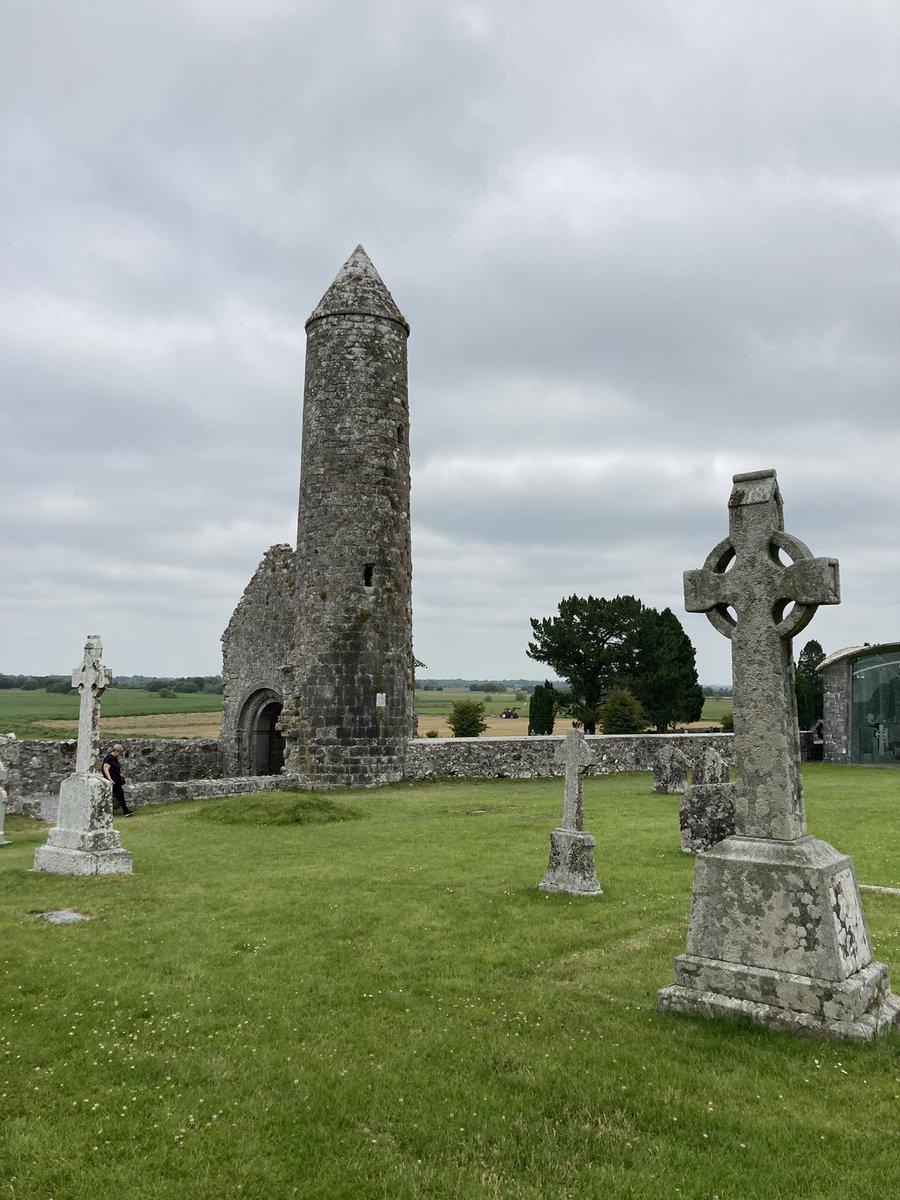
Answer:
[2,0,898,682]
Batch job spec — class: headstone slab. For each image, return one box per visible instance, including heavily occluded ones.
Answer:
[539,828,602,896]
[679,782,735,853]
[660,469,899,1041]
[652,744,689,794]
[692,745,729,787]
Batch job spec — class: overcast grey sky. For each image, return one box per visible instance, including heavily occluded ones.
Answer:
[2,0,898,685]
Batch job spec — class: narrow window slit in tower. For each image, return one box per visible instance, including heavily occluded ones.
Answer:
[397,425,403,444]
[364,563,375,588]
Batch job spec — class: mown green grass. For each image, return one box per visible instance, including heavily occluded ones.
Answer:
[2,766,898,1199]
[0,688,223,739]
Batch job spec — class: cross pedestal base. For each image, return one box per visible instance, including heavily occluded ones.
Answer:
[659,834,900,1041]
[659,961,900,1042]
[33,774,132,877]
[33,843,133,876]
[539,828,601,896]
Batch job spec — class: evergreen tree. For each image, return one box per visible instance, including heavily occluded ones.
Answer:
[528,682,556,735]
[598,688,647,734]
[629,607,705,733]
[795,639,826,729]
[527,595,644,733]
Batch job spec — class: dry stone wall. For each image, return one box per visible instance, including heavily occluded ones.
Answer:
[405,733,735,780]
[5,737,221,816]
[6,731,821,815]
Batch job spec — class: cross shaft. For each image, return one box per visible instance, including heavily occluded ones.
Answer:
[72,635,112,775]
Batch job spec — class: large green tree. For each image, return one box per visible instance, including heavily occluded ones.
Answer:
[527,595,704,735]
[795,639,826,729]
[527,595,645,733]
[629,607,705,733]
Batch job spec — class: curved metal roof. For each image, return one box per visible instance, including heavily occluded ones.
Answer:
[817,642,900,672]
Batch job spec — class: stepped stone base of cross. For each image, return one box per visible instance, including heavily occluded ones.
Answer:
[33,774,133,877]
[659,470,900,1041]
[659,835,900,1039]
[539,828,602,896]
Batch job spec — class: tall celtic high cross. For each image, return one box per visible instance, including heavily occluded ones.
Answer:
[72,635,112,775]
[684,470,839,841]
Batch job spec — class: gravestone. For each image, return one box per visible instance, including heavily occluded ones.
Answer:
[0,758,10,846]
[679,746,734,853]
[652,743,689,794]
[538,729,601,895]
[659,470,900,1040]
[34,635,132,876]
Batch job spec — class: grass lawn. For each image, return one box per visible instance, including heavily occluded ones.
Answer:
[2,765,898,1199]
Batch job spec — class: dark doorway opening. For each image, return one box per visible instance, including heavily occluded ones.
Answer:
[253,701,285,776]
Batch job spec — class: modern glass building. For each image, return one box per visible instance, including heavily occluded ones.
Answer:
[819,642,900,765]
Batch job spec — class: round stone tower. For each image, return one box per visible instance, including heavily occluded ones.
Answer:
[281,246,413,787]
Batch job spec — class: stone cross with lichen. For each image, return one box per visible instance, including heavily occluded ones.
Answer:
[683,469,839,841]
[72,635,112,775]
[553,728,594,831]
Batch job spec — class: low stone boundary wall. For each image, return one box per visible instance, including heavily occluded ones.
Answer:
[405,732,735,780]
[129,774,297,808]
[3,729,820,816]
[2,737,222,815]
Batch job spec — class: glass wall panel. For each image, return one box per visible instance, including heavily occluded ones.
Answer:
[851,651,900,763]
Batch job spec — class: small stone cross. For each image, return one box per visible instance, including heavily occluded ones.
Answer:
[684,470,839,840]
[72,635,112,775]
[554,728,594,830]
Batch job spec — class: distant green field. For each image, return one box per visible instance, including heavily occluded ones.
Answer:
[0,686,732,741]
[414,688,529,718]
[699,695,732,723]
[0,688,223,739]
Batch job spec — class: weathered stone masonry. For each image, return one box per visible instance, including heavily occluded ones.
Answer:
[280,247,414,787]
[220,544,296,776]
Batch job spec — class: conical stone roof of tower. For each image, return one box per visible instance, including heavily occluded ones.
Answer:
[306,245,409,331]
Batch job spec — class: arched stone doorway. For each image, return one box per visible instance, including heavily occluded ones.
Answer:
[237,689,285,776]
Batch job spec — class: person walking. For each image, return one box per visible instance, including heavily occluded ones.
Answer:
[101,743,133,816]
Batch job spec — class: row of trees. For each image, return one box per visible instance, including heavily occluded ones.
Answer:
[0,674,223,696]
[525,595,705,734]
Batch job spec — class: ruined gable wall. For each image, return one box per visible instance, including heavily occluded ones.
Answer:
[220,544,296,775]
